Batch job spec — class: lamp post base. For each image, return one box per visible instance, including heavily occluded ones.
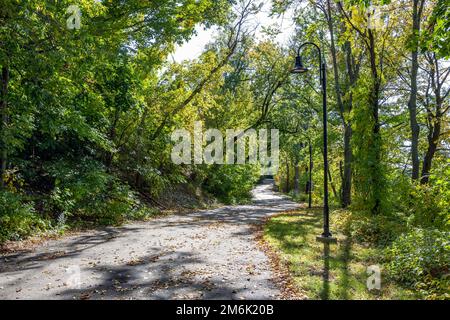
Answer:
[316,235,337,244]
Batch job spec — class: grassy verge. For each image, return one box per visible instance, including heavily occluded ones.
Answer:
[263,207,419,300]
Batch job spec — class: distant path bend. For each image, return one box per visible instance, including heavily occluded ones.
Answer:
[0,179,299,300]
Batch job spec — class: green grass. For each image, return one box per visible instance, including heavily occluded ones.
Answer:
[263,208,419,300]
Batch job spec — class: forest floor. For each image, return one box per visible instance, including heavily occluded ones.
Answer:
[0,180,300,300]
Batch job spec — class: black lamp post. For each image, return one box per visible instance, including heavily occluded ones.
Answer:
[291,42,336,243]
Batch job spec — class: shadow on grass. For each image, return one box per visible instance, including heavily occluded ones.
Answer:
[336,232,352,300]
[320,242,330,300]
[319,236,352,300]
[264,210,322,253]
[265,208,356,300]
[320,239,352,300]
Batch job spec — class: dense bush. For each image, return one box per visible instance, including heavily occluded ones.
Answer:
[391,162,449,230]
[0,191,50,243]
[0,158,161,243]
[387,228,450,299]
[289,191,309,203]
[46,159,154,226]
[203,164,260,204]
[332,209,406,246]
[406,184,449,230]
[332,208,449,299]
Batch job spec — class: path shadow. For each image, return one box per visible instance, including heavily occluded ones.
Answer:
[0,226,143,274]
[59,250,246,300]
[1,179,294,299]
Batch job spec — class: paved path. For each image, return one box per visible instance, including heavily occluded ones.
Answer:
[0,180,299,300]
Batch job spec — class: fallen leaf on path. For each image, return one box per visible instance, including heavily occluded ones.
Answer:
[79,292,91,300]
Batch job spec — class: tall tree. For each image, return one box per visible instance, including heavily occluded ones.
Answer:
[408,0,426,181]
[421,52,450,184]
[323,0,361,207]
[338,1,395,214]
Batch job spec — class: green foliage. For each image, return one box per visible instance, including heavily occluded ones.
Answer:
[0,0,235,241]
[203,165,260,204]
[421,0,450,58]
[351,76,387,215]
[333,209,406,246]
[391,161,449,230]
[387,228,450,299]
[0,191,50,242]
[289,191,309,203]
[406,184,450,230]
[269,0,449,301]
[0,0,447,302]
[46,159,152,226]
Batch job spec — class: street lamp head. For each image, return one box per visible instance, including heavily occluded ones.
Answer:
[291,55,309,74]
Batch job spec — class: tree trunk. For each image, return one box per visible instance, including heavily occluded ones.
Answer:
[285,160,290,193]
[294,162,300,196]
[321,147,338,200]
[342,123,352,207]
[421,120,441,184]
[305,178,310,194]
[338,1,382,214]
[0,66,9,189]
[408,0,424,181]
[368,31,383,215]
[326,0,354,208]
[421,51,445,184]
[327,165,338,200]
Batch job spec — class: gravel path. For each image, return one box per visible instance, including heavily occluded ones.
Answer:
[0,180,299,300]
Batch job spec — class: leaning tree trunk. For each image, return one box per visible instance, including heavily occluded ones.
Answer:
[421,120,441,184]
[421,51,445,184]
